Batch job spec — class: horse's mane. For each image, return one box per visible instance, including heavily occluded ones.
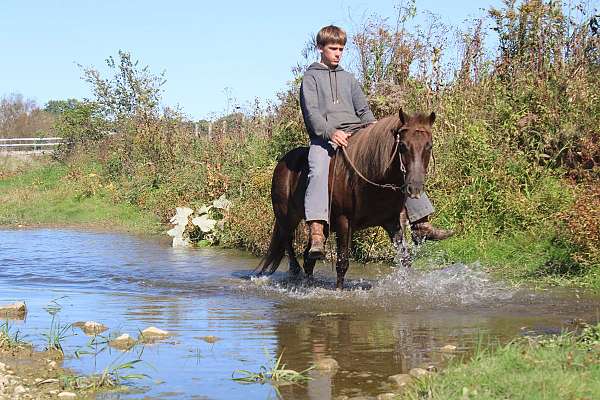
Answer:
[340,112,432,181]
[340,115,400,181]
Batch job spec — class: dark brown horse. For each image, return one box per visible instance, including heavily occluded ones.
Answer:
[256,109,435,289]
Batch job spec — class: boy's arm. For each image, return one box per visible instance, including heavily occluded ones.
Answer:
[351,76,376,124]
[300,75,335,140]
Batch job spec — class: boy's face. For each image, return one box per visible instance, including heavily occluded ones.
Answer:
[319,43,344,68]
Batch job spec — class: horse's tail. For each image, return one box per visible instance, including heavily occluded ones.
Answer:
[255,221,286,276]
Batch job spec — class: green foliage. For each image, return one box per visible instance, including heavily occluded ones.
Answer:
[401,325,600,399]
[51,100,107,160]
[80,50,165,122]
[0,320,28,349]
[44,98,82,115]
[66,334,148,391]
[268,122,307,160]
[232,351,313,384]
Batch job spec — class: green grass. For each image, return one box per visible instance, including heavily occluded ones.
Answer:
[232,351,313,384]
[0,320,29,349]
[400,324,600,400]
[0,160,162,233]
[413,227,600,290]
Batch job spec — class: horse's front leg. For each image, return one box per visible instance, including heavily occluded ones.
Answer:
[334,215,351,290]
[384,209,411,268]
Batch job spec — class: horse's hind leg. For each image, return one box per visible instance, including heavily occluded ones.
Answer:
[284,214,303,277]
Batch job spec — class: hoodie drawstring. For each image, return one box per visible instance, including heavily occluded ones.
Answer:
[328,70,340,104]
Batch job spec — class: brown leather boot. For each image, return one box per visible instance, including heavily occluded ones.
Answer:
[308,221,326,259]
[411,216,454,245]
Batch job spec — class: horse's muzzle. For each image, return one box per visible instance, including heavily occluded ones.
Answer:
[406,182,424,199]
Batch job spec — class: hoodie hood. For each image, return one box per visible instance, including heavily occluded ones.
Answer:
[306,62,344,72]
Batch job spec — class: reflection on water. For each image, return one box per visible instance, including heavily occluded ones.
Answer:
[0,228,598,399]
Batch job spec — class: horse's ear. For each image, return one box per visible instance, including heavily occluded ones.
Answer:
[399,108,408,125]
[428,112,436,125]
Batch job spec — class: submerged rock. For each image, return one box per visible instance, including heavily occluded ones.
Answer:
[0,302,27,318]
[139,327,171,342]
[109,334,136,350]
[388,373,412,388]
[409,368,430,379]
[73,321,108,336]
[440,344,457,353]
[313,357,339,373]
[198,335,220,344]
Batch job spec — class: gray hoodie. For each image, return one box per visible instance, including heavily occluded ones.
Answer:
[300,62,375,140]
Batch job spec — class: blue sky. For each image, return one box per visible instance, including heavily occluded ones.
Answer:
[0,0,503,120]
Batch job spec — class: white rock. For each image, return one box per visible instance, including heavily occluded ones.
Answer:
[57,392,77,399]
[13,385,27,395]
[82,321,108,335]
[441,344,457,352]
[191,214,217,233]
[377,394,397,400]
[140,327,171,341]
[409,367,430,378]
[109,333,136,349]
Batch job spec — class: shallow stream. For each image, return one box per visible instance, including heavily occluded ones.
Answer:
[1,228,598,399]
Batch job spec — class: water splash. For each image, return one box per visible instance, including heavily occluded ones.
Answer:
[238,263,516,310]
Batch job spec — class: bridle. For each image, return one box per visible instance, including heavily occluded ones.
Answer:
[340,126,434,192]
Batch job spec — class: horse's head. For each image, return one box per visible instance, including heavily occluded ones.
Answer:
[395,108,435,198]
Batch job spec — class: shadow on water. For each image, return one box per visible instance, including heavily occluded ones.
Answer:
[1,228,599,399]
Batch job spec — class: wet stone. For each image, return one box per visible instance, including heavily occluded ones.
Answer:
[0,301,27,318]
[57,392,77,399]
[139,327,171,342]
[440,344,457,353]
[198,335,220,344]
[73,321,108,336]
[377,394,397,400]
[314,357,339,373]
[409,368,430,378]
[388,373,412,388]
[109,333,136,350]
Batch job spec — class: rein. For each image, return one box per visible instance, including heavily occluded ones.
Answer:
[340,132,406,191]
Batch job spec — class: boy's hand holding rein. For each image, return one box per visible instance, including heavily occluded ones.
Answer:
[331,130,351,147]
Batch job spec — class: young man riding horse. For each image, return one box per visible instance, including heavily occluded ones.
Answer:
[300,25,453,259]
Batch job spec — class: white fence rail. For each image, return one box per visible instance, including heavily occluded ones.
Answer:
[0,137,64,154]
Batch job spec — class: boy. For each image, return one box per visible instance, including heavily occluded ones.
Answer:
[300,25,453,259]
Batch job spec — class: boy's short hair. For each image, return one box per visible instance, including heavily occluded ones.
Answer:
[316,25,347,47]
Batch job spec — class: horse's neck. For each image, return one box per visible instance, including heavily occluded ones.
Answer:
[343,120,397,182]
